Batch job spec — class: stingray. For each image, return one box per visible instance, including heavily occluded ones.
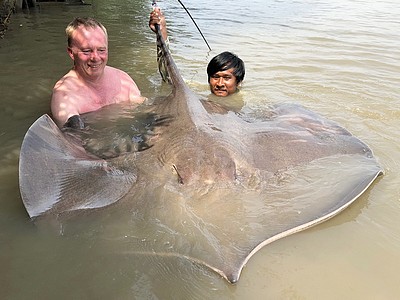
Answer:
[19,25,383,283]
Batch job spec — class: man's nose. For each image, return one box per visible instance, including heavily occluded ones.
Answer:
[90,50,100,60]
[216,77,224,86]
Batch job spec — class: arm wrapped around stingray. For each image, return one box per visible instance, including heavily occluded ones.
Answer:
[63,115,85,130]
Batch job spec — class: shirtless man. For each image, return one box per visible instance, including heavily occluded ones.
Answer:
[51,17,144,128]
[149,8,245,97]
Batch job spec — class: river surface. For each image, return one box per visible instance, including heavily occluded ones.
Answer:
[0,0,399,299]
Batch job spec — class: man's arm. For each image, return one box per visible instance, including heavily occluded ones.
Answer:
[149,8,171,83]
[149,7,168,41]
[63,115,85,129]
[114,69,145,104]
[51,81,80,128]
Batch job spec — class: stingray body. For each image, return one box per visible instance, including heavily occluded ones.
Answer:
[19,26,382,283]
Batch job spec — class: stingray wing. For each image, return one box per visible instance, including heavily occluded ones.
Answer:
[179,107,384,283]
[120,154,382,284]
[19,114,137,218]
[109,103,383,284]
[207,155,382,283]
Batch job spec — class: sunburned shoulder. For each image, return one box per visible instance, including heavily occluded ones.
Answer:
[104,66,135,87]
[105,66,143,103]
[53,70,82,92]
[105,66,131,78]
[51,71,85,127]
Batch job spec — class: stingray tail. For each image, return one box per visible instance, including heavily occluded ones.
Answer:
[19,115,137,218]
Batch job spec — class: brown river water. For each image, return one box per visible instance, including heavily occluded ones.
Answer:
[0,0,399,299]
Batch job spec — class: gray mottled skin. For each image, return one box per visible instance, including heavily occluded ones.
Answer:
[19,25,382,283]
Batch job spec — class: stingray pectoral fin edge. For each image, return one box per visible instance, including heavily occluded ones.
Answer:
[222,166,383,284]
[18,114,137,218]
[120,162,381,285]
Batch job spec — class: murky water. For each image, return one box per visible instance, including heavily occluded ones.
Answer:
[1,0,399,299]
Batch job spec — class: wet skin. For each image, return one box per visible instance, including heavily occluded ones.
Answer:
[209,68,238,97]
[67,26,108,81]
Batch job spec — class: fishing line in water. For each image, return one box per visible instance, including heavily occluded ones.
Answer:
[152,0,212,51]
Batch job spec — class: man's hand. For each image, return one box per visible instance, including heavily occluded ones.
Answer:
[149,7,168,41]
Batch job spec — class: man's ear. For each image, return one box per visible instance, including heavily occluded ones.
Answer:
[67,47,74,60]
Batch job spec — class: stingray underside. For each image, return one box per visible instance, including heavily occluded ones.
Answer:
[19,114,137,218]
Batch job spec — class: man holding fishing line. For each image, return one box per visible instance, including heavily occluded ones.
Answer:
[149,7,245,98]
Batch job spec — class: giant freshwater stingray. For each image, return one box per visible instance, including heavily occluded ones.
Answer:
[19,24,383,283]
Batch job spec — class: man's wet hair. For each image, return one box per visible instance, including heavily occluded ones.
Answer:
[207,51,245,84]
[66,17,108,47]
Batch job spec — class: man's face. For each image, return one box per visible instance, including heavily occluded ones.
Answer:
[209,68,238,97]
[68,25,108,81]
